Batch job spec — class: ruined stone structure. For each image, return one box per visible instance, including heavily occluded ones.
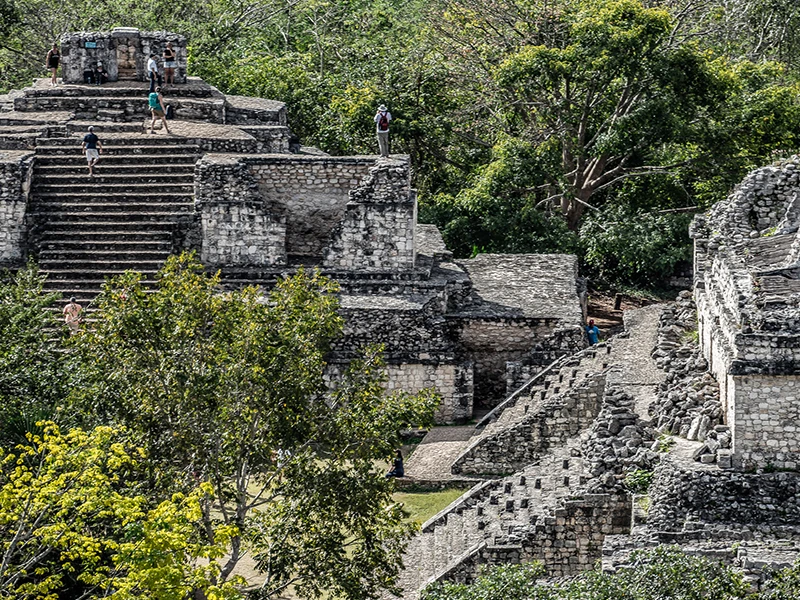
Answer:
[0,29,586,424]
[692,157,800,470]
[59,28,188,84]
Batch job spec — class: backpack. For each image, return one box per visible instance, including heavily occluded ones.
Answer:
[165,105,175,120]
[378,112,389,131]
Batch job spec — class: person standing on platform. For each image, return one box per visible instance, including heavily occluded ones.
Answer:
[81,126,103,176]
[147,54,160,93]
[163,42,177,85]
[374,104,392,157]
[46,44,60,86]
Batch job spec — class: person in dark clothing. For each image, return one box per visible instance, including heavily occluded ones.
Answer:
[46,44,60,85]
[385,449,404,478]
[93,63,108,85]
[81,126,103,176]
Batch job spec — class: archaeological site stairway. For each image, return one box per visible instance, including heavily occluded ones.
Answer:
[31,134,199,303]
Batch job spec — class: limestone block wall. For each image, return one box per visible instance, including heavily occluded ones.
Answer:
[729,374,800,470]
[324,360,473,425]
[60,29,187,83]
[0,151,33,266]
[248,157,374,259]
[323,158,416,271]
[648,457,800,533]
[384,363,474,424]
[195,155,287,267]
[451,373,606,475]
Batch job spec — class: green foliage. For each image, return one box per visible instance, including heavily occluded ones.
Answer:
[761,558,800,599]
[624,468,654,493]
[580,203,694,288]
[0,422,242,600]
[421,546,754,600]
[70,252,439,598]
[0,261,70,447]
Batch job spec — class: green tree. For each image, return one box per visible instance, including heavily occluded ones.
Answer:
[0,261,70,447]
[71,253,438,599]
[0,422,241,600]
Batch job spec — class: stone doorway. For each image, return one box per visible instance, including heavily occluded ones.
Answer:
[115,37,138,80]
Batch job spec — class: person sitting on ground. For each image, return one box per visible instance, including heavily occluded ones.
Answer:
[585,318,600,345]
[148,87,171,134]
[63,297,82,333]
[385,449,404,478]
[81,126,102,176]
[93,63,108,85]
[163,42,177,85]
[46,44,60,86]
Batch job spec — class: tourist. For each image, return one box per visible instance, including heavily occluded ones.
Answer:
[585,319,600,345]
[46,44,60,86]
[81,126,103,176]
[385,449,404,478]
[93,63,108,85]
[147,54,160,93]
[148,87,171,134]
[374,104,392,157]
[63,297,82,333]
[163,42,177,85]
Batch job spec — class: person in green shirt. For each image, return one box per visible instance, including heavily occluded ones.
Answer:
[148,87,171,135]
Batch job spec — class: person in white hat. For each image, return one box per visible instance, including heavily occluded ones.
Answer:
[374,104,392,157]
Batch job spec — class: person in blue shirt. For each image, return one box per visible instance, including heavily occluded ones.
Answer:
[585,319,600,345]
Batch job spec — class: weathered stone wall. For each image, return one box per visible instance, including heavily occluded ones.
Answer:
[451,373,605,475]
[195,155,287,267]
[248,157,374,259]
[323,158,416,271]
[384,363,474,424]
[729,374,800,470]
[648,457,800,534]
[325,360,473,425]
[59,28,188,84]
[0,151,33,266]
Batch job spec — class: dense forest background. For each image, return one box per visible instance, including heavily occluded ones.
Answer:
[2,0,800,288]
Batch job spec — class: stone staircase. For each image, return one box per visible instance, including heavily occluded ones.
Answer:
[29,133,200,305]
[450,343,613,476]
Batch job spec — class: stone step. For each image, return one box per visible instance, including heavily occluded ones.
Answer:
[35,162,197,175]
[24,84,216,99]
[17,95,223,114]
[33,185,193,196]
[29,210,190,222]
[41,220,176,232]
[34,173,195,185]
[39,258,169,271]
[0,111,74,126]
[37,136,202,147]
[42,229,172,241]
[32,202,193,213]
[35,153,200,165]
[36,143,200,156]
[40,249,172,261]
[65,120,146,134]
[40,240,173,252]
[42,276,155,288]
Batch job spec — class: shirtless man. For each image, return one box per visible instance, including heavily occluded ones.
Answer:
[63,297,82,333]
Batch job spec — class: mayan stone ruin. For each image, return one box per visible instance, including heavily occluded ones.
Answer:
[1,27,800,599]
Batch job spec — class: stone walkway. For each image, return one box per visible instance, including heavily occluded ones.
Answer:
[606,304,666,423]
[404,426,479,482]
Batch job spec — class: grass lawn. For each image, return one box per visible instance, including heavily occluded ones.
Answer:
[394,488,467,524]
